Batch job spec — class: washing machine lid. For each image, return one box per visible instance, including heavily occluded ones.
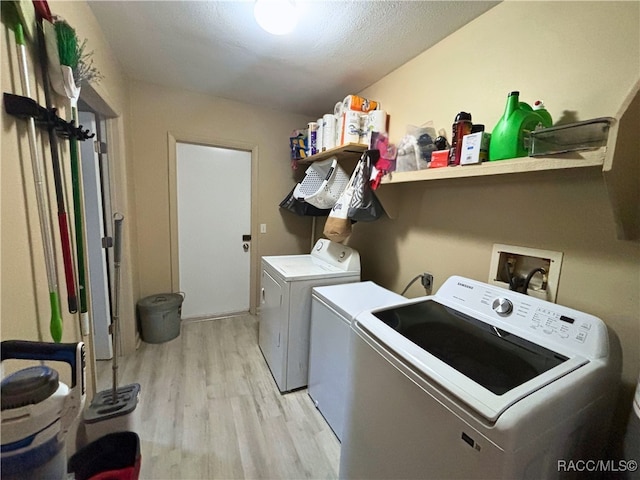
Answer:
[354,276,610,422]
[262,255,359,281]
[312,281,405,320]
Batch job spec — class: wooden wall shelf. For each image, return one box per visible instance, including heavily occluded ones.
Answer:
[381,148,606,185]
[293,82,639,241]
[377,80,639,241]
[296,143,368,165]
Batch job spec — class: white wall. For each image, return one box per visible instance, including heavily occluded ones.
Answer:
[127,81,312,307]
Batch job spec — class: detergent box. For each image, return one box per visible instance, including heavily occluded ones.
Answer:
[460,132,491,165]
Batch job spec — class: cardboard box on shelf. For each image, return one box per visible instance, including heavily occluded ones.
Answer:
[429,150,450,168]
[460,132,491,165]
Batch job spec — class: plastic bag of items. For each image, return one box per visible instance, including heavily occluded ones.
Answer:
[395,123,438,172]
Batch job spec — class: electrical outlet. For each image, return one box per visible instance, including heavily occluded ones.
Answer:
[489,244,563,302]
[421,273,434,294]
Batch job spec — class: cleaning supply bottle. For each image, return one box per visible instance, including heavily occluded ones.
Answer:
[448,111,472,166]
[489,91,552,161]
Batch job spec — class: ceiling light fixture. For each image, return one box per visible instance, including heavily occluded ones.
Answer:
[254,0,298,35]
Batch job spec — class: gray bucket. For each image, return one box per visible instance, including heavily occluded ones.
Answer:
[137,293,184,344]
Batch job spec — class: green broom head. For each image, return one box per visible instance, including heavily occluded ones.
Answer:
[55,19,102,87]
[55,19,79,70]
[1,1,25,44]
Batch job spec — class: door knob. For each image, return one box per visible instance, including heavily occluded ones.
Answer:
[243,243,249,252]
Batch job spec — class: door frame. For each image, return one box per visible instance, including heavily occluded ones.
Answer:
[167,132,259,316]
[77,108,113,360]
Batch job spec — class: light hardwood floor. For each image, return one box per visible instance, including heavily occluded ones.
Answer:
[95,315,340,480]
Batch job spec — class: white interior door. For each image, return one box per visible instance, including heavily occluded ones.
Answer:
[176,142,251,319]
[79,110,112,360]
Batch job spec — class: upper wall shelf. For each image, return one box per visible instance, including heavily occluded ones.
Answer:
[377,81,639,241]
[381,148,606,185]
[296,142,368,165]
[293,82,638,241]
[295,141,606,183]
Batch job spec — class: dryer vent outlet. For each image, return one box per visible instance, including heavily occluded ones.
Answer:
[489,244,563,302]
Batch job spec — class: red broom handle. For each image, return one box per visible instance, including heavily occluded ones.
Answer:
[58,213,78,313]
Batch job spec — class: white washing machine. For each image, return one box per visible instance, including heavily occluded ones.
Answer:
[308,282,404,441]
[340,276,622,480]
[259,239,360,393]
[624,376,640,480]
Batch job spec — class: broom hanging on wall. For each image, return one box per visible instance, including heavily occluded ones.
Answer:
[47,14,102,337]
[26,0,80,318]
[53,18,88,337]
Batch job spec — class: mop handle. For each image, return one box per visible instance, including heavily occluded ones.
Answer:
[111,213,124,401]
[69,109,89,335]
[113,213,124,267]
[15,23,63,342]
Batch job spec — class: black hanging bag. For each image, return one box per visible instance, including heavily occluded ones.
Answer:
[347,150,385,222]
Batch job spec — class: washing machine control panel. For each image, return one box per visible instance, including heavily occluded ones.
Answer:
[491,297,513,316]
[311,239,361,271]
[502,300,596,347]
[438,276,608,358]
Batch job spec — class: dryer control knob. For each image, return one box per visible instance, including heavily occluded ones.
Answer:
[492,297,513,317]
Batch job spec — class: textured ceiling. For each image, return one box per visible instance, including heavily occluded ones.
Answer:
[89,1,499,117]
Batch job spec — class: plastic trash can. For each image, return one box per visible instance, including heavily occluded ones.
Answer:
[137,293,184,344]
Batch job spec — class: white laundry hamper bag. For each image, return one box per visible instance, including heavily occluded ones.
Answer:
[293,158,350,209]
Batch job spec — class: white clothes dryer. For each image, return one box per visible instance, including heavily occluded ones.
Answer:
[340,276,622,480]
[259,239,360,393]
[309,282,404,440]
